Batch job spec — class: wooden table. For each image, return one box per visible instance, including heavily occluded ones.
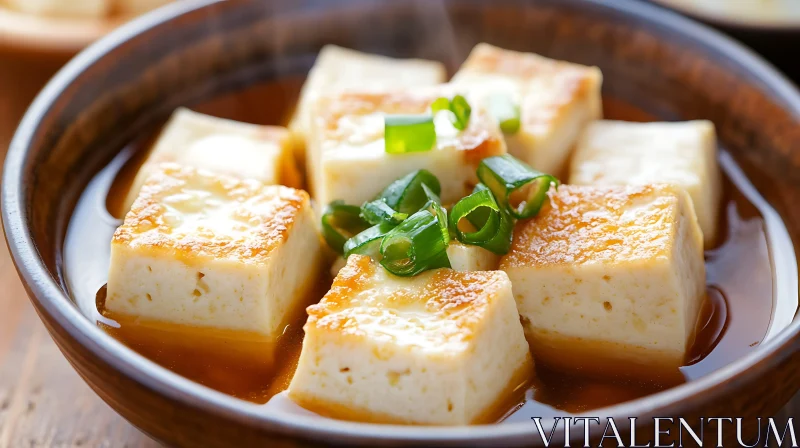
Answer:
[0,45,798,448]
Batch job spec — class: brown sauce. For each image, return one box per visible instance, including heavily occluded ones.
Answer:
[63,80,791,422]
[97,285,315,403]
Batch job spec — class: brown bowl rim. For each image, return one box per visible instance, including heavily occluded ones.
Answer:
[3,0,800,444]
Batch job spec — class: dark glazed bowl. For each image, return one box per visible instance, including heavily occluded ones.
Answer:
[4,0,800,446]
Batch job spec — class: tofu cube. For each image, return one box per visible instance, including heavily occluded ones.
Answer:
[451,43,602,176]
[500,184,705,378]
[289,255,532,425]
[446,242,499,272]
[290,45,446,157]
[5,0,109,17]
[106,163,324,356]
[307,87,507,209]
[122,108,299,213]
[569,120,722,247]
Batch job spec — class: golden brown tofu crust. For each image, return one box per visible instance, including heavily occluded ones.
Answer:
[310,88,505,166]
[306,255,509,344]
[460,42,592,81]
[112,163,309,265]
[520,71,598,130]
[501,184,682,269]
[459,43,602,134]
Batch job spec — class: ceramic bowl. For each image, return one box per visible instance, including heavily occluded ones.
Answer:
[4,0,800,446]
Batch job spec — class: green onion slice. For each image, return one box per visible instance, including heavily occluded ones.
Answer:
[375,169,442,215]
[321,201,370,254]
[384,114,436,154]
[431,97,451,115]
[422,183,449,246]
[472,183,514,254]
[361,200,407,226]
[467,183,493,235]
[379,209,451,277]
[430,95,471,131]
[482,208,515,254]
[489,93,520,134]
[450,189,500,245]
[477,154,559,219]
[343,222,394,259]
[451,95,472,130]
[449,187,514,254]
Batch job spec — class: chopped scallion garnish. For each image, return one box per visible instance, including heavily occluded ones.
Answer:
[422,183,449,246]
[361,200,408,226]
[375,169,441,215]
[483,208,515,254]
[451,95,472,130]
[431,95,471,130]
[324,157,546,275]
[379,209,451,277]
[344,222,395,259]
[477,154,559,219]
[450,188,500,244]
[489,93,520,134]
[321,201,370,254]
[431,97,451,115]
[449,186,514,254]
[384,114,436,154]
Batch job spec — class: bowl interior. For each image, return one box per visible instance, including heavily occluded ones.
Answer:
[5,0,800,444]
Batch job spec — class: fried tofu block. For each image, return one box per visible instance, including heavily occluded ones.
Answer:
[307,87,506,209]
[290,45,446,157]
[569,120,722,247]
[451,43,602,176]
[6,0,109,17]
[106,164,324,356]
[500,184,705,378]
[122,108,299,213]
[446,242,500,272]
[289,255,532,425]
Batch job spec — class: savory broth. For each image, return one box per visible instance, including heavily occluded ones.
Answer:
[64,79,783,421]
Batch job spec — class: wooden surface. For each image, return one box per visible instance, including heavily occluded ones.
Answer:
[0,39,798,448]
[0,52,158,448]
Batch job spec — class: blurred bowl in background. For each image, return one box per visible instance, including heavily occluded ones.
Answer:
[0,7,122,57]
[0,1,177,144]
[0,0,174,57]
[650,0,800,81]
[0,6,120,151]
[651,0,800,30]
